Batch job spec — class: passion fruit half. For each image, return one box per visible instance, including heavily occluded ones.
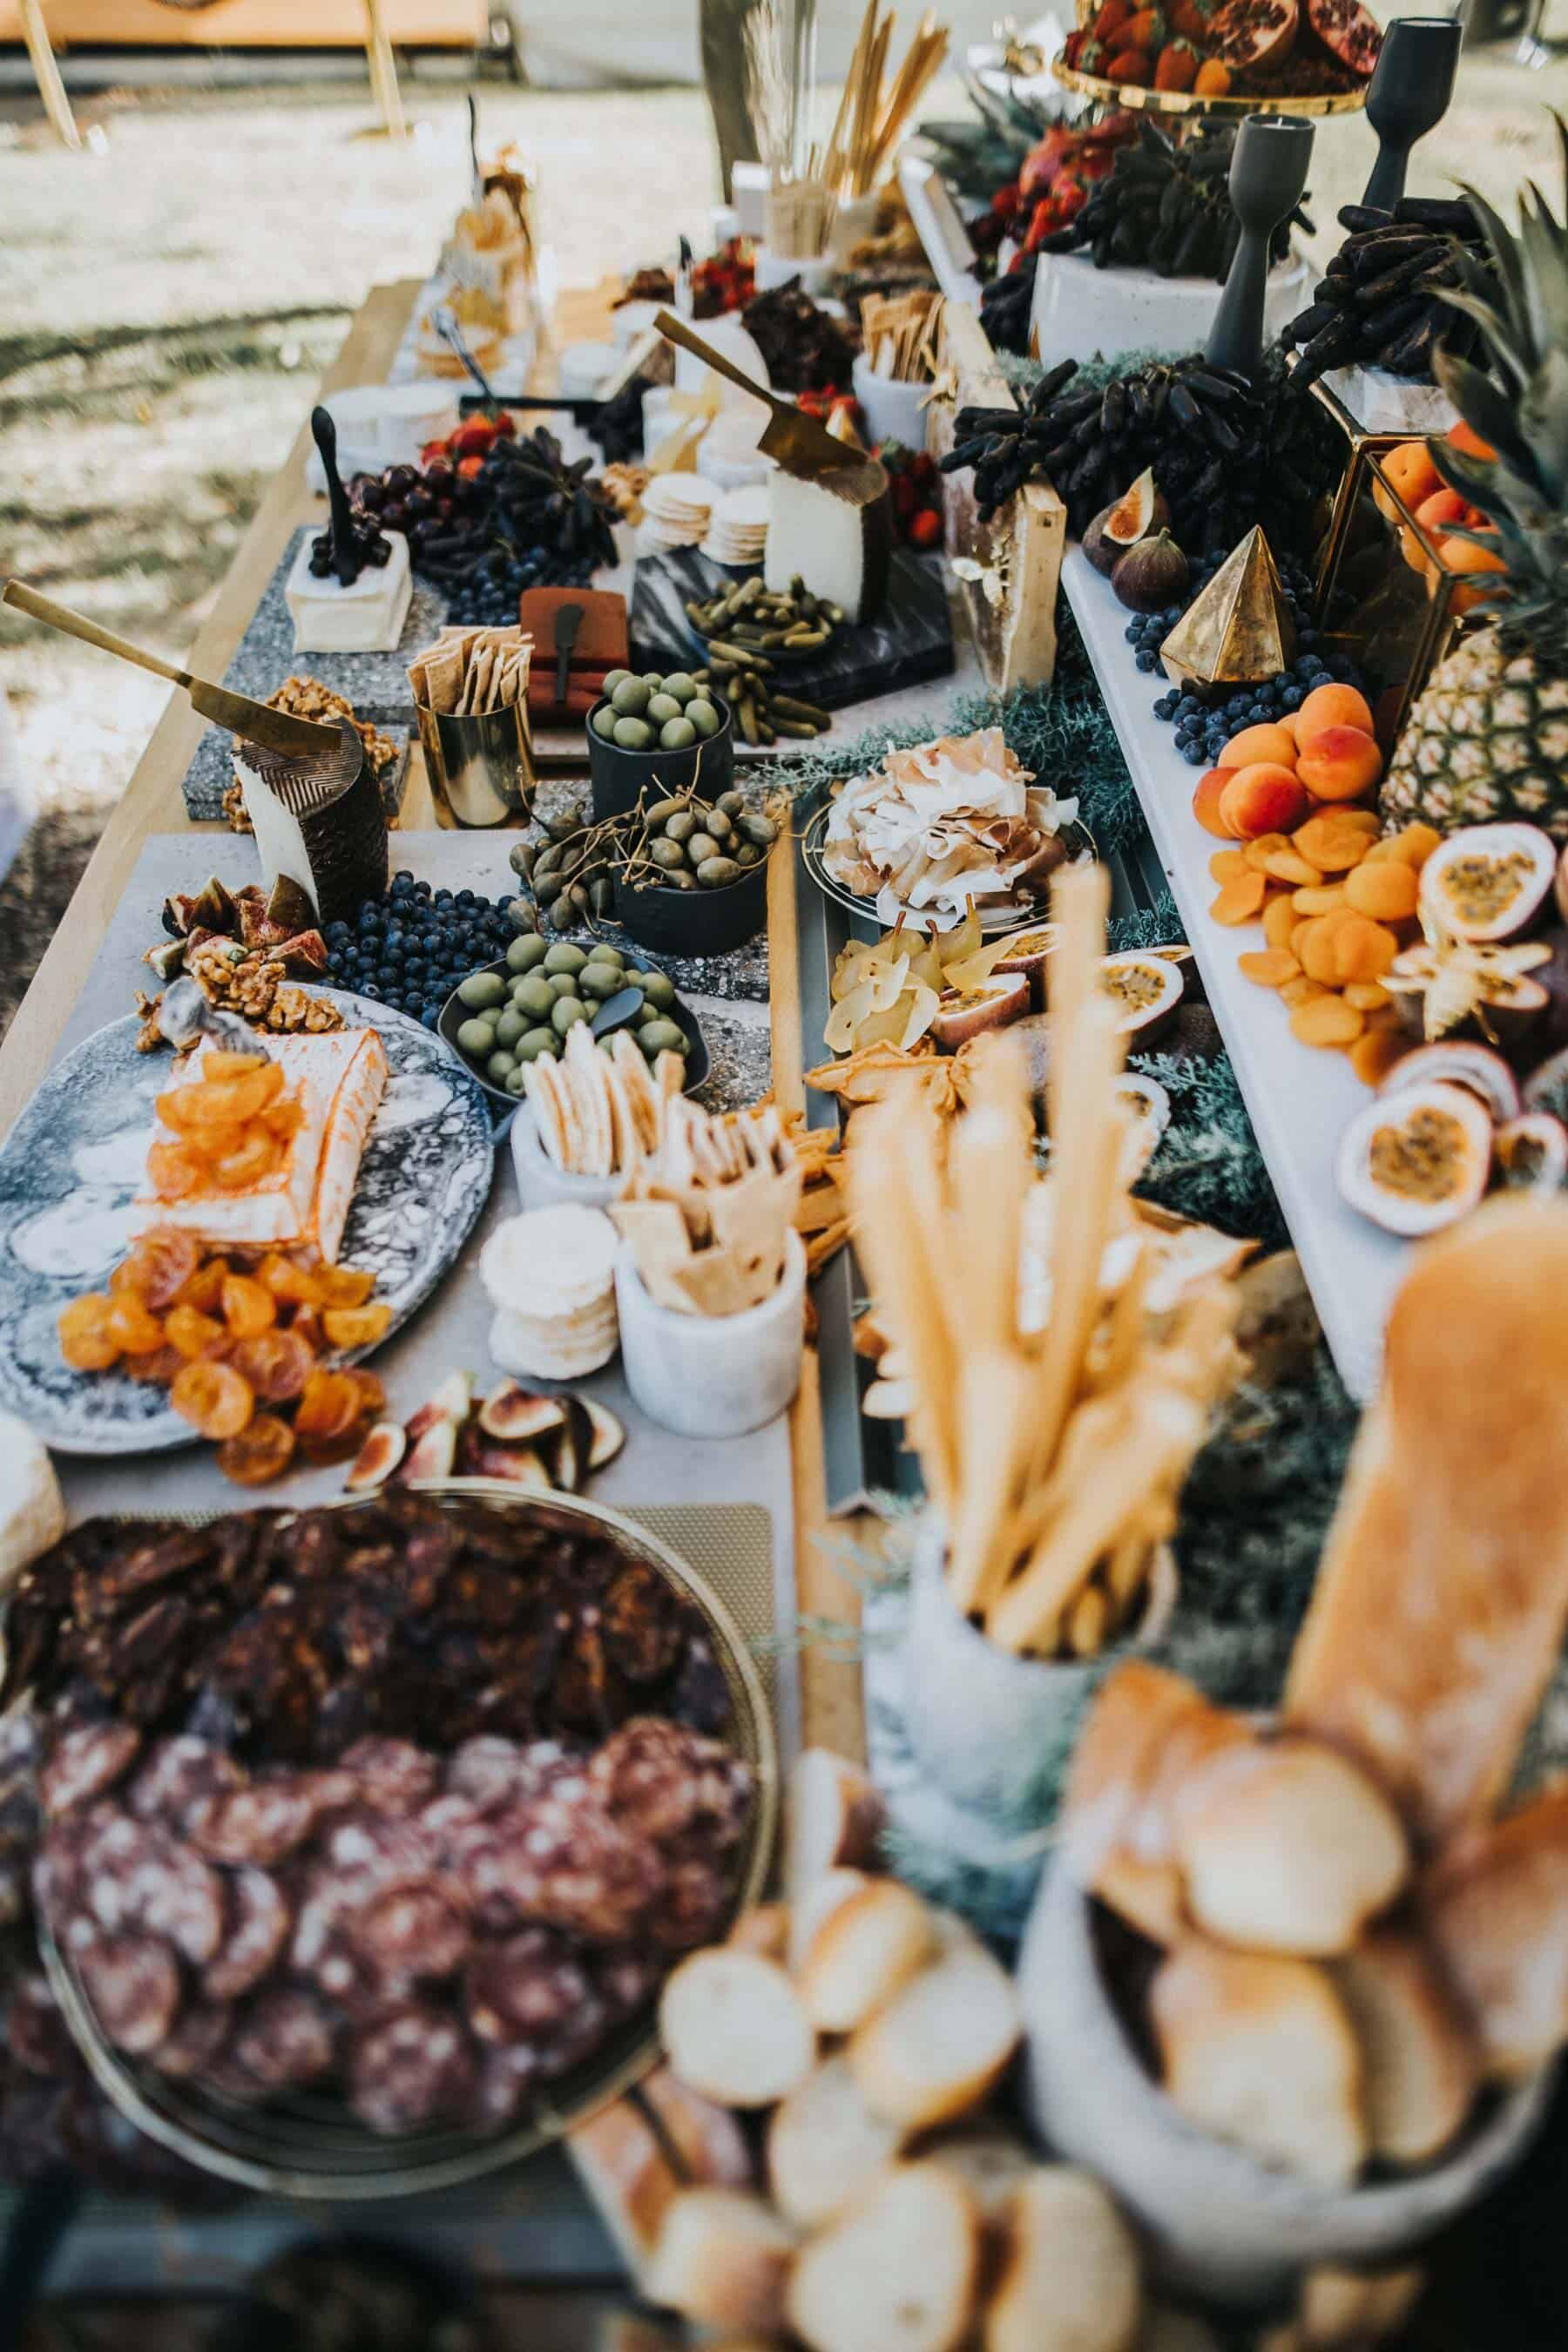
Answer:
[1417,823,1556,944]
[1377,1040,1521,1125]
[1337,1080,1492,1237]
[1493,1112,1568,1196]
[1099,950,1185,1043]
[929,974,1031,1051]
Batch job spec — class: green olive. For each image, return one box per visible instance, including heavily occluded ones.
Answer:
[456,1016,497,1056]
[735,841,761,867]
[505,931,549,973]
[640,1018,686,1058]
[517,1027,558,1062]
[613,717,654,751]
[611,677,651,717]
[591,704,619,741]
[505,1066,528,1096]
[547,972,581,1001]
[642,796,686,826]
[515,975,557,1019]
[660,718,697,751]
[579,963,624,1001]
[686,700,721,738]
[603,667,632,695]
[640,672,664,692]
[551,996,590,1037]
[544,943,588,976]
[457,970,505,1010]
[486,1049,517,1085]
[647,693,681,726]
[495,1008,527,1047]
[639,970,676,1010]
[663,672,697,704]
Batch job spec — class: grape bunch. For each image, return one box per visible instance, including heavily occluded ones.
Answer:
[1039,122,1310,284]
[1281,196,1490,387]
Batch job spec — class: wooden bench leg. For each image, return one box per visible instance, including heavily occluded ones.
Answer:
[19,0,81,151]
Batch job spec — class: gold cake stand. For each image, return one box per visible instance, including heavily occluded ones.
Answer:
[1051,57,1370,122]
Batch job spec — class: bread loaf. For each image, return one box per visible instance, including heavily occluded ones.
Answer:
[645,2187,795,2335]
[923,2127,1036,2225]
[799,1877,936,2032]
[568,2098,686,2281]
[659,1949,815,2108]
[849,1930,1022,2132]
[638,2063,755,2190]
[787,2162,982,2352]
[983,2166,1143,2352]
[1286,1198,1568,1846]
[1328,1929,1480,2166]
[1422,1782,1568,2078]
[767,2051,908,2228]
[1150,1940,1367,2187]
[1173,1738,1409,1957]
[786,1749,884,1969]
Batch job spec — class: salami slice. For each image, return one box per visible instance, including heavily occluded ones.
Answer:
[472,2041,543,2132]
[444,1737,578,1817]
[189,1781,318,1869]
[350,1883,470,1986]
[127,1737,243,1835]
[83,1813,226,1966]
[338,1739,441,1820]
[482,1791,661,1944]
[587,1718,753,1855]
[150,1999,234,2080]
[463,1928,597,2049]
[39,1722,142,1820]
[348,2004,478,2137]
[77,1934,180,2056]
[202,1868,291,2002]
[309,1933,401,2024]
[650,1856,732,1952]
[233,1988,336,2092]
[324,1812,438,1888]
[5,1974,74,2079]
[592,1945,663,2022]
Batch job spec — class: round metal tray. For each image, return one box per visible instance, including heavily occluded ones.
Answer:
[1051,57,1370,119]
[800,798,1098,937]
[43,1482,778,2201]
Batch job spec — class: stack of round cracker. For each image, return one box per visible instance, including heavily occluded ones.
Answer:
[479,1205,620,1378]
[639,476,714,556]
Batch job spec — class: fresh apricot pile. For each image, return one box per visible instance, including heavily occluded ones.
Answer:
[58,1228,391,1486]
[148,1049,308,1203]
[1374,422,1504,616]
[1193,681,1439,1085]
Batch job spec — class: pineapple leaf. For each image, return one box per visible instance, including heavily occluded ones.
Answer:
[1453,180,1530,348]
[1521,342,1568,506]
[1432,346,1538,476]
[1436,281,1531,392]
[1517,184,1568,363]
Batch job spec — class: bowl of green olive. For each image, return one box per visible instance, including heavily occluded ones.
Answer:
[438,933,708,1115]
[587,668,733,821]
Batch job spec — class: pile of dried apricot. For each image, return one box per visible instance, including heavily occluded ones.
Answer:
[1207,813,1441,1085]
[58,1228,391,1487]
[147,1049,306,1202]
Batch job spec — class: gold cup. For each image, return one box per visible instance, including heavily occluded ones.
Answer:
[416,698,536,829]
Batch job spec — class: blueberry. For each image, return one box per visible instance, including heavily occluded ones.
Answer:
[1282,685,1305,709]
[1135,648,1158,672]
[1125,622,1142,646]
[362,981,383,1000]
[1298,627,1319,648]
[434,889,453,909]
[421,1007,440,1030]
[1183,740,1208,767]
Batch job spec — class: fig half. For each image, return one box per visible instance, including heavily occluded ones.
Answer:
[478,1382,569,1443]
[1337,1080,1492,1236]
[1418,824,1556,945]
[1084,467,1168,577]
[345,1422,406,1492]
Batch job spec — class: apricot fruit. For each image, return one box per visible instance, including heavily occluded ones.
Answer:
[1447,421,1496,463]
[1296,725,1383,803]
[1295,681,1375,747]
[1193,768,1237,839]
[1219,722,1299,772]
[1372,440,1442,524]
[1442,530,1508,613]
[1218,762,1311,841]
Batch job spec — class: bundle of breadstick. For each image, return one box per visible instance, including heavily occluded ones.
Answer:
[611,1099,801,1318]
[408,624,531,718]
[859,289,943,384]
[848,866,1242,1659]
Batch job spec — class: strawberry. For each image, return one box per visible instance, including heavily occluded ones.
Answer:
[1193,55,1231,90]
[1124,8,1165,49]
[1168,0,1211,36]
[1104,44,1154,80]
[1153,38,1198,85]
[908,508,943,551]
[456,453,485,479]
[1090,0,1132,39]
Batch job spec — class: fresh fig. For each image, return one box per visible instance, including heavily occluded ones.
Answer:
[1208,0,1299,67]
[1419,824,1557,945]
[477,1382,569,1444]
[403,1373,473,1443]
[1337,1081,1492,1236]
[1084,467,1169,577]
[1378,1041,1520,1125]
[1493,1112,1568,1195]
[1099,950,1184,1041]
[345,1422,406,1492]
[584,1398,627,1472]
[1303,0,1380,75]
[459,1436,555,1490]
[395,1416,459,1484]
[1111,531,1190,615]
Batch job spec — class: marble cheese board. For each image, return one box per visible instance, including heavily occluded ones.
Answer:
[0,992,495,1455]
[220,528,448,725]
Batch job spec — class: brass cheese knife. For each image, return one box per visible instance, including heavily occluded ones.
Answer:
[654,309,854,477]
[2,578,341,763]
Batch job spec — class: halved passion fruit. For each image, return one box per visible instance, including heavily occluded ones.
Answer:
[1098,950,1184,1043]
[1118,1073,1173,1185]
[1386,930,1550,1049]
[1083,468,1169,578]
[1337,1080,1492,1237]
[992,925,1058,1010]
[929,975,1031,1051]
[1493,1112,1568,1195]
[1417,824,1556,944]
[1377,1041,1521,1125]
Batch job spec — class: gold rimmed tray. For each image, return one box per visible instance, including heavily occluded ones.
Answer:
[1051,57,1370,119]
[41,1481,778,2202]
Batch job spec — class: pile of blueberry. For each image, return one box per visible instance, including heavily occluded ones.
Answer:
[1151,645,1373,769]
[441,545,598,628]
[321,873,529,1028]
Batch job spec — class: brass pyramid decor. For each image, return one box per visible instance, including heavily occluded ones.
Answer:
[1159,526,1298,693]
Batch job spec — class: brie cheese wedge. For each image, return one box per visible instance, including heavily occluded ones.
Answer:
[285,528,411,655]
[0,1413,65,1592]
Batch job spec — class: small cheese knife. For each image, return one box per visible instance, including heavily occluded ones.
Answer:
[1,578,341,762]
[655,309,851,476]
[552,600,584,709]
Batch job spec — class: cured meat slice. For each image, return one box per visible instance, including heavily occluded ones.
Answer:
[338,1739,441,1819]
[233,1988,336,2092]
[350,1883,470,1986]
[348,2004,478,2136]
[444,1736,578,1816]
[463,1927,596,2047]
[593,1945,663,2022]
[478,1791,661,1945]
[203,1867,291,2002]
[652,1856,733,1953]
[189,1781,319,1869]
[127,1737,243,1835]
[5,1974,74,2078]
[587,1718,754,1854]
[78,1935,181,2055]
[82,1813,225,1965]
[40,1723,142,1819]
[472,2042,543,2132]
[151,1999,235,2080]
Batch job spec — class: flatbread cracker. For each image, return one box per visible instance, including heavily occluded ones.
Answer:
[422,639,464,713]
[524,1053,571,1170]
[611,1032,665,1156]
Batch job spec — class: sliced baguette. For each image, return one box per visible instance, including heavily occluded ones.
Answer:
[645,2187,795,2335]
[1328,1929,1481,2166]
[1422,1781,1568,2078]
[1172,1737,1409,1957]
[767,2051,908,2229]
[728,1900,791,1965]
[800,1877,936,2033]
[923,2127,1036,2225]
[984,2166,1143,2352]
[659,1950,815,2109]
[786,1749,885,1969]
[1150,1939,1368,2189]
[1285,1198,1568,1846]
[787,2161,981,2352]
[1293,2264,1423,2349]
[849,1930,1022,2132]
[567,2097,685,2282]
[638,2062,755,2190]
[790,1866,870,1978]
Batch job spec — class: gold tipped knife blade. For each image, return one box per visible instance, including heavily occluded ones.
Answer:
[654,310,850,477]
[2,578,342,763]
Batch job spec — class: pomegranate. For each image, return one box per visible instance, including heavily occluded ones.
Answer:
[1303,0,1381,75]
[1206,0,1298,70]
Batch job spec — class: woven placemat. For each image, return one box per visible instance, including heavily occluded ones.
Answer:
[619,1502,778,1720]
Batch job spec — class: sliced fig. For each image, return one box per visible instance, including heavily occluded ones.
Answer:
[549,1396,596,1496]
[991,926,1057,1010]
[144,939,189,982]
[1209,0,1299,68]
[460,1437,555,1490]
[477,1382,569,1444]
[1337,1081,1491,1237]
[1418,825,1556,945]
[1099,950,1184,1042]
[929,976,1031,1051]
[1494,1112,1568,1194]
[1083,468,1169,577]
[1377,1042,1520,1125]
[274,929,331,975]
[404,1373,474,1443]
[395,1416,459,1484]
[1303,0,1380,75]
[1386,933,1550,1050]
[584,1397,626,1473]
[265,875,317,938]
[345,1422,407,1492]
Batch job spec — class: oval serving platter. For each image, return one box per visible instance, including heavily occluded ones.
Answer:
[0,991,494,1456]
[801,799,1098,937]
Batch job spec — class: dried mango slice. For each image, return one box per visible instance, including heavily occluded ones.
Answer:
[170,1360,254,1440]
[321,1304,393,1351]
[216,1413,297,1487]
[59,1295,120,1372]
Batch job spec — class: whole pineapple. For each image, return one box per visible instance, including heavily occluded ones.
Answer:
[1380,115,1568,840]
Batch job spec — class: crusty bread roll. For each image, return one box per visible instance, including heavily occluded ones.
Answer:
[1328,1929,1480,2166]
[638,2063,755,2190]
[922,2127,1036,2225]
[849,1930,1021,2132]
[728,1900,791,1965]
[1422,1782,1568,2078]
[787,2162,981,2352]
[568,2098,686,2281]
[1172,1738,1409,1957]
[1281,2264,1423,2349]
[645,2187,795,2335]
[1150,1940,1367,2188]
[1285,1198,1568,1848]
[767,2051,908,2228]
[659,1950,815,2108]
[983,2166,1143,2352]
[791,1867,869,1978]
[786,1750,884,1970]
[800,1877,936,2033]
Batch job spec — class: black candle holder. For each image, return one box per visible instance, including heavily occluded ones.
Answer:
[1206,115,1315,380]
[1362,16,1464,214]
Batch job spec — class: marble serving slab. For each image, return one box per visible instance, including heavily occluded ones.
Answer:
[630,546,957,715]
[220,528,448,725]
[180,722,412,825]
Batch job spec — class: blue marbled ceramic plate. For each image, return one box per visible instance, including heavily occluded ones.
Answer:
[0,992,494,1456]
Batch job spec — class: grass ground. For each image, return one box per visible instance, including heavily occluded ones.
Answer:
[0,57,1563,1038]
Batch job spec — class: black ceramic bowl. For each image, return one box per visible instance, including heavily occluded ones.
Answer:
[438,956,710,1118]
[588,687,734,821]
[612,838,772,957]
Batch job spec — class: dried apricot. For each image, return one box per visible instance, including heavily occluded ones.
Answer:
[1329,916,1399,986]
[1241,834,1294,874]
[1260,847,1321,888]
[1209,849,1250,884]
[321,1304,393,1351]
[170,1360,254,1440]
[314,1266,376,1308]
[1300,916,1354,986]
[230,1329,314,1404]
[1210,874,1268,926]
[121,1229,202,1311]
[1350,1026,1414,1087]
[105,1295,166,1356]
[1280,976,1330,1009]
[1290,997,1366,1049]
[166,1303,224,1361]
[1293,885,1346,916]
[1238,950,1301,988]
[294,1367,364,1443]
[176,1258,229,1314]
[1261,896,1299,953]
[220,1274,277,1339]
[1343,981,1394,1012]
[59,1295,120,1372]
[291,1306,326,1354]
[216,1413,297,1487]
[1345,862,1419,922]
[1294,819,1371,874]
[147,1141,205,1201]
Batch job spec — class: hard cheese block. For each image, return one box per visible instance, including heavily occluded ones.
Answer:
[286,527,413,654]
[765,456,893,624]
